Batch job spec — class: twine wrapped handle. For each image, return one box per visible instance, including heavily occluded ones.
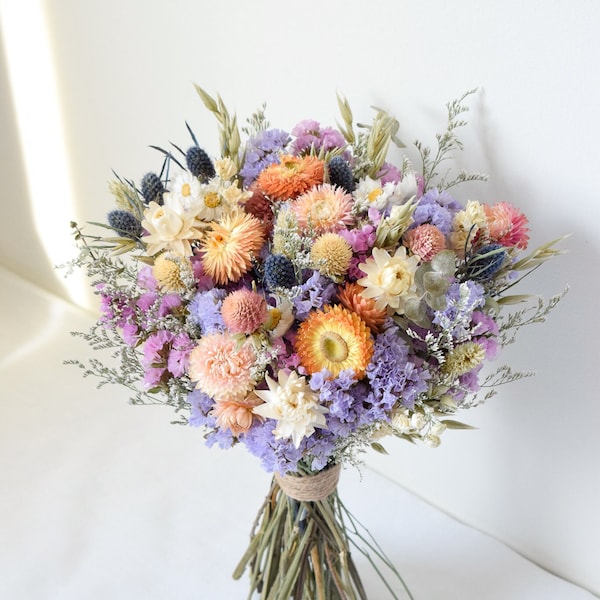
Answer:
[275,463,342,502]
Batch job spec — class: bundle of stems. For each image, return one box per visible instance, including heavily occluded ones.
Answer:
[233,475,413,600]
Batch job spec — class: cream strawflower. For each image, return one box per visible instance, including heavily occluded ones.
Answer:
[214,157,238,180]
[450,200,488,257]
[141,199,203,257]
[253,370,328,448]
[357,246,420,314]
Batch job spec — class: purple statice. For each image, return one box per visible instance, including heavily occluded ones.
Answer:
[242,420,304,474]
[433,281,485,341]
[188,390,235,449]
[293,272,337,320]
[290,120,346,155]
[366,324,429,412]
[187,288,227,333]
[310,370,371,437]
[412,188,462,235]
[239,128,291,186]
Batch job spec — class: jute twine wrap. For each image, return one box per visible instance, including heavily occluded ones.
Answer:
[275,463,342,502]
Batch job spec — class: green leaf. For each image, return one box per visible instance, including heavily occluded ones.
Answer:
[370,442,388,455]
[497,294,533,305]
[441,419,478,430]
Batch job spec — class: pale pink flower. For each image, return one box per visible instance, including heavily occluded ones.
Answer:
[221,289,268,334]
[211,393,264,437]
[404,224,446,261]
[188,333,256,401]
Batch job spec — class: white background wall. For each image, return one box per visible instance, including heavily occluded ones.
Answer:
[1,0,599,595]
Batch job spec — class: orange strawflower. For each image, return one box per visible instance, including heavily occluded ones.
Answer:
[256,154,324,200]
[337,282,387,334]
[295,305,373,379]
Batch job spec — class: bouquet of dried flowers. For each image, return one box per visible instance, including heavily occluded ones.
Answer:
[66,86,566,598]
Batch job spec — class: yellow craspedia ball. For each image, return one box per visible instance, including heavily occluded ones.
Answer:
[153,254,186,291]
[310,232,352,279]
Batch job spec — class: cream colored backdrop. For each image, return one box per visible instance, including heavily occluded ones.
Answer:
[1,0,599,595]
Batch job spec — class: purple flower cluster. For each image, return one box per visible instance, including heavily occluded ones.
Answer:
[433,281,485,341]
[412,188,461,234]
[292,272,337,320]
[239,128,291,186]
[188,288,227,333]
[291,120,346,155]
[366,325,429,412]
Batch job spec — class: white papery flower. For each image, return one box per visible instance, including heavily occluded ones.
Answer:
[387,171,418,207]
[352,176,392,211]
[357,246,420,314]
[141,199,202,257]
[252,370,328,448]
[164,169,203,214]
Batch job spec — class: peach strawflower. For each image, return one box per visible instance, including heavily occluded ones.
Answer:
[188,332,256,401]
[221,288,268,334]
[256,154,324,200]
[200,211,265,285]
[484,202,529,249]
[211,393,264,437]
[337,282,388,334]
[403,224,446,261]
[291,184,354,234]
[295,304,374,379]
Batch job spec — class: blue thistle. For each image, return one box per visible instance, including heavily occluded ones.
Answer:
[465,244,507,281]
[107,209,142,239]
[264,254,296,289]
[186,146,215,182]
[140,172,165,205]
[328,156,355,193]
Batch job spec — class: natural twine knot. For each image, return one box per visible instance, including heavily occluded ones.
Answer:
[275,463,342,502]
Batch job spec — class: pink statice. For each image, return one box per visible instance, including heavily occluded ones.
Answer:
[291,120,346,155]
[137,265,158,291]
[376,162,402,184]
[99,290,139,345]
[338,222,377,281]
[471,311,500,359]
[167,332,194,377]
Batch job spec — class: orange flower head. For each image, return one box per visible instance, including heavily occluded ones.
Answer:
[337,282,388,334]
[256,154,324,200]
[295,304,373,380]
[201,211,265,284]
